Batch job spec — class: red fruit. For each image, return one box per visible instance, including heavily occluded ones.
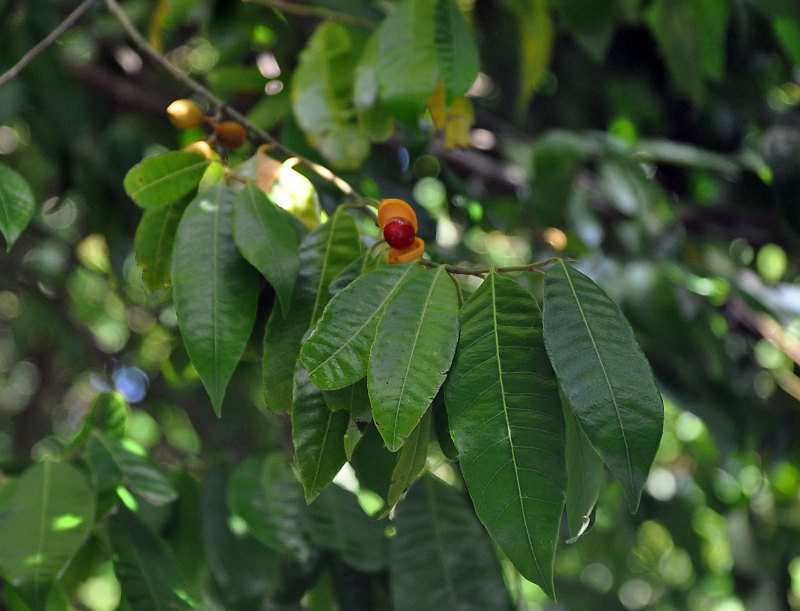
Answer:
[383,217,416,249]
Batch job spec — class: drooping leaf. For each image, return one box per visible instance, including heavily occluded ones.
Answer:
[0,461,95,611]
[386,407,431,510]
[551,0,619,62]
[172,184,260,415]
[390,475,513,611]
[61,391,128,458]
[304,484,388,573]
[542,260,663,512]
[432,391,458,460]
[86,432,177,505]
[369,265,459,452]
[434,0,480,104]
[376,0,439,126]
[322,378,371,422]
[444,271,565,598]
[232,184,300,317]
[563,398,603,543]
[300,262,422,390]
[0,162,36,251]
[123,150,210,208]
[427,82,474,149]
[134,194,190,291]
[353,33,395,142]
[263,209,361,413]
[227,455,310,562]
[109,508,195,610]
[292,22,370,169]
[292,361,350,502]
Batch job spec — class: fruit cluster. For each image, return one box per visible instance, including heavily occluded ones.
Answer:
[378,199,425,263]
[166,99,248,155]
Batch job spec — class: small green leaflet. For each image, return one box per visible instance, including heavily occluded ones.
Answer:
[123,150,210,208]
[0,162,36,251]
[134,194,190,291]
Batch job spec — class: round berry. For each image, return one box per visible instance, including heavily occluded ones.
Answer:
[383,217,416,249]
[166,99,206,129]
[215,121,248,148]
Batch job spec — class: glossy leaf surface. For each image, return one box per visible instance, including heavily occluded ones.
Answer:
[0,162,35,251]
[134,195,189,291]
[172,184,260,415]
[387,407,431,509]
[369,265,459,451]
[563,402,603,543]
[434,0,480,104]
[445,271,565,597]
[543,260,663,512]
[123,151,210,208]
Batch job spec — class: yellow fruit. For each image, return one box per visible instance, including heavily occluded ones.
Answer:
[166,99,205,129]
[388,237,425,264]
[377,198,417,232]
[215,121,248,148]
[182,140,213,159]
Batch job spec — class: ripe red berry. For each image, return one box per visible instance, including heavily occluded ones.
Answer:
[383,217,416,249]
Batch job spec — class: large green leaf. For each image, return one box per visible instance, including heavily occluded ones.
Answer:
[376,0,439,126]
[353,33,395,142]
[563,400,603,543]
[434,0,480,104]
[86,432,177,506]
[390,475,513,611]
[369,265,459,452]
[263,208,361,413]
[227,455,310,562]
[109,508,195,610]
[123,151,210,209]
[542,260,663,512]
[133,195,190,291]
[172,184,260,415]
[0,162,36,251]
[292,22,370,169]
[300,262,422,390]
[232,184,300,317]
[0,461,95,610]
[386,407,431,510]
[303,484,388,573]
[292,362,350,502]
[444,271,565,598]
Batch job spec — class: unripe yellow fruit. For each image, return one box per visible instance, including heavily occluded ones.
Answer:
[182,140,213,159]
[215,121,248,149]
[166,99,206,129]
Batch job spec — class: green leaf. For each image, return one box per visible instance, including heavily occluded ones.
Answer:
[172,184,260,415]
[354,33,395,142]
[322,378,371,422]
[376,0,439,126]
[304,484,388,572]
[387,407,431,510]
[61,391,128,458]
[369,266,459,452]
[444,271,565,598]
[123,151,210,208]
[227,455,310,562]
[551,0,619,63]
[563,401,603,543]
[232,184,300,317]
[109,508,195,610]
[434,0,480,104]
[432,391,458,460]
[0,461,95,611]
[390,475,513,611]
[300,262,422,390]
[134,195,190,291]
[292,22,370,169]
[0,162,36,251]
[86,432,177,505]
[542,260,663,512]
[263,208,361,413]
[292,362,350,502]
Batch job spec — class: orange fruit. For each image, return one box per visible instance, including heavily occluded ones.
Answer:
[166,99,205,129]
[215,121,248,148]
[377,198,417,232]
[388,237,425,264]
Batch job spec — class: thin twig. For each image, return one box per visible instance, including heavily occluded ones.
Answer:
[103,0,362,203]
[243,0,376,29]
[0,0,101,88]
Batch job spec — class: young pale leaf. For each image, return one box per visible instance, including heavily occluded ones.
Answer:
[434,0,480,104]
[134,195,190,291]
[304,484,388,573]
[0,461,95,610]
[376,0,438,126]
[386,407,431,510]
[109,509,195,610]
[300,262,422,390]
[123,151,210,208]
[263,209,361,413]
[227,455,310,562]
[563,402,604,543]
[292,22,370,169]
[0,162,36,251]
[232,184,300,317]
[292,362,350,502]
[173,184,260,415]
[542,260,663,512]
[369,265,459,452]
[444,271,565,599]
[390,475,513,611]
